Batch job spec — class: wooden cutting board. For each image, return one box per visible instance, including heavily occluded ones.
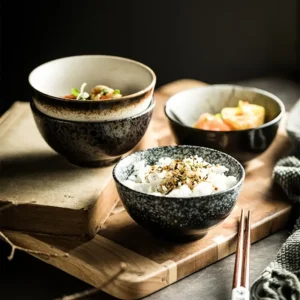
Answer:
[0,102,157,237]
[1,79,294,300]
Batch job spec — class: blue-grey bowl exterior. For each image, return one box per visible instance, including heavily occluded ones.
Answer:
[113,145,245,242]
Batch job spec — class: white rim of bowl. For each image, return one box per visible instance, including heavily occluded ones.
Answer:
[28,54,157,103]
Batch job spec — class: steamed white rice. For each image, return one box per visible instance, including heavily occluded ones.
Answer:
[122,156,237,197]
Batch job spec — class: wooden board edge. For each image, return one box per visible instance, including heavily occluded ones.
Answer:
[2,231,169,300]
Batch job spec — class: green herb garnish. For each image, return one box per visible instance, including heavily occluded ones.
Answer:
[103,88,110,95]
[113,89,121,94]
[71,88,80,97]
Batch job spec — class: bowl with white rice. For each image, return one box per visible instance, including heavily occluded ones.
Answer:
[113,145,245,242]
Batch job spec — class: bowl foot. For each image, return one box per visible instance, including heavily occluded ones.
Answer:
[67,157,121,168]
[149,229,208,243]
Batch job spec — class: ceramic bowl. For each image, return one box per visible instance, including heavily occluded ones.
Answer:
[165,84,285,163]
[113,145,245,242]
[30,98,155,168]
[286,99,300,158]
[29,55,156,121]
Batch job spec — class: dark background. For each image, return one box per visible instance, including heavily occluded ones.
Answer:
[1,0,300,115]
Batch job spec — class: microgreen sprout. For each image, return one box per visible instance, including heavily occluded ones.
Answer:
[75,83,89,100]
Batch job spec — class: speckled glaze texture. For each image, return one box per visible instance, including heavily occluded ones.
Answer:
[31,99,155,168]
[113,145,245,242]
[165,85,285,163]
[33,88,153,122]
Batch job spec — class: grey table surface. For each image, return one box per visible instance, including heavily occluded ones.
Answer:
[1,76,300,300]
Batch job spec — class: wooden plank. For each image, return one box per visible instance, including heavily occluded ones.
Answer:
[1,79,293,299]
[4,231,168,300]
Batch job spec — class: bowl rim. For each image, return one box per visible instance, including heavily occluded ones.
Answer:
[28,54,157,103]
[164,84,285,133]
[112,145,245,201]
[30,97,156,124]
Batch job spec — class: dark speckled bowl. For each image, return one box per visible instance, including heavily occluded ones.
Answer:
[30,98,155,168]
[113,145,245,242]
[165,85,285,163]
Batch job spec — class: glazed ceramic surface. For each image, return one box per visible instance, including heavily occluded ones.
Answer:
[165,85,285,163]
[113,145,245,242]
[29,55,156,121]
[286,99,300,158]
[31,98,155,168]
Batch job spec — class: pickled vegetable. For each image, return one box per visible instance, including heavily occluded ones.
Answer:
[194,113,232,131]
[221,101,265,130]
[194,101,265,131]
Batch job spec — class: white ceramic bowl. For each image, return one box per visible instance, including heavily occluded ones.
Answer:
[29,55,156,121]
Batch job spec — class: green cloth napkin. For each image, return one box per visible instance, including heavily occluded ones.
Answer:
[251,156,300,300]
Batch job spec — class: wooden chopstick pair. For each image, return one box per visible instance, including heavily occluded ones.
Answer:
[231,209,251,300]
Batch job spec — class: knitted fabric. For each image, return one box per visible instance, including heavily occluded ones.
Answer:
[251,157,300,300]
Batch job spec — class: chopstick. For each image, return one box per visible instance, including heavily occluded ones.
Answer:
[232,209,245,289]
[242,210,251,289]
[231,209,251,300]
